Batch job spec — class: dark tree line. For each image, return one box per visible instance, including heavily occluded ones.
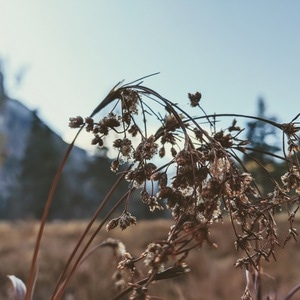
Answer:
[6,110,164,220]
[243,98,287,195]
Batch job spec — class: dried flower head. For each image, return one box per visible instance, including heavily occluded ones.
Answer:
[66,77,300,300]
[106,211,137,231]
[188,91,202,107]
[69,116,84,128]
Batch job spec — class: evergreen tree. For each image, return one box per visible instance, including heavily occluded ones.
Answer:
[8,111,66,218]
[245,98,280,164]
[243,98,284,194]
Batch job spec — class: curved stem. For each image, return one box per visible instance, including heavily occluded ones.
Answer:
[192,113,284,130]
[53,188,134,299]
[51,170,129,298]
[25,126,84,300]
[284,284,300,300]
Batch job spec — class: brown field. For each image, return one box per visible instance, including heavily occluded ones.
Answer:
[0,217,299,300]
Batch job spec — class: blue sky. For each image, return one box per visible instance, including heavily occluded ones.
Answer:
[1,1,300,150]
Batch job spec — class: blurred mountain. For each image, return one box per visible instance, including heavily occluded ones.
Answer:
[0,69,167,220]
[0,97,31,212]
[0,69,123,219]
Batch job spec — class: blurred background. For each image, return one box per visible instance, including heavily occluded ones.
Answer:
[0,1,299,219]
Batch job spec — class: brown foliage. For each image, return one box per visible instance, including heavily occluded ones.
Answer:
[0,218,299,299]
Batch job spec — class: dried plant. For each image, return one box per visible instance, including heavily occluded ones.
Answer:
[23,75,299,300]
[0,274,26,300]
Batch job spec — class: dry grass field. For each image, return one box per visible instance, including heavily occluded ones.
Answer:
[0,217,299,300]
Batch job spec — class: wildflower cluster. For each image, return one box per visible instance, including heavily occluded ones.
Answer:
[68,81,300,300]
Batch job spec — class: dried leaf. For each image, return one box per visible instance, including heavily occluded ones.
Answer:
[0,275,26,300]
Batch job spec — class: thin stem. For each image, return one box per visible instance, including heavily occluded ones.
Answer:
[192,113,284,130]
[51,169,131,298]
[25,126,84,300]
[284,283,300,300]
[53,188,134,299]
[113,265,187,300]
